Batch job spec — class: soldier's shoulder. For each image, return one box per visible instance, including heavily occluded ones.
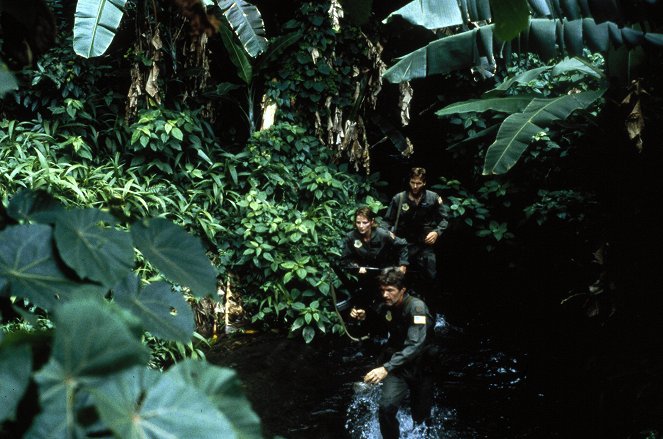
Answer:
[406,295,428,314]
[425,190,443,204]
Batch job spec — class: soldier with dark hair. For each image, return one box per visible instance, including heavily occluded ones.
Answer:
[350,268,434,439]
[383,167,448,306]
[339,206,408,314]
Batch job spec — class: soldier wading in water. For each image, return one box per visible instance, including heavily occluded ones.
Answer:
[350,268,434,439]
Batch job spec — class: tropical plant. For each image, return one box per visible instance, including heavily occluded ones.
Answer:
[0,189,262,438]
[436,56,607,174]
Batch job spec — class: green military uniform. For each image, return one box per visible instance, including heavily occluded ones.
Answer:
[377,293,434,439]
[383,190,449,304]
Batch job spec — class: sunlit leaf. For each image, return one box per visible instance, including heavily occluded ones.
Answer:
[73,0,128,58]
[112,274,194,343]
[54,208,133,287]
[217,0,268,58]
[383,0,463,30]
[131,218,217,297]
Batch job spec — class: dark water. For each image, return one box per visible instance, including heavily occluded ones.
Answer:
[207,314,561,439]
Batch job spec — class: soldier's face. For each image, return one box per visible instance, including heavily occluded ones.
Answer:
[355,215,373,235]
[409,177,425,196]
[381,284,406,306]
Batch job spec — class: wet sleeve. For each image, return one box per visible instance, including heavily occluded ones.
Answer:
[433,195,449,236]
[382,310,429,372]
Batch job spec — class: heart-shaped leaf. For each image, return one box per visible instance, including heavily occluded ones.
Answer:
[54,208,133,287]
[112,274,194,343]
[131,218,217,297]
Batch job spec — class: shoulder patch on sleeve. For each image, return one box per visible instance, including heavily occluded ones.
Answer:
[413,315,427,325]
[414,305,425,314]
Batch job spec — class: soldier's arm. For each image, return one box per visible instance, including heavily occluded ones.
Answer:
[433,194,449,236]
[382,309,429,372]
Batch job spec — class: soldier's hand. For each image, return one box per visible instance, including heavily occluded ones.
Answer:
[350,308,366,321]
[364,367,388,384]
[399,265,407,274]
[358,267,367,274]
[424,231,439,245]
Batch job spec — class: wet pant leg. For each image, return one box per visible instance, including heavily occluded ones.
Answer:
[408,370,434,424]
[378,373,408,439]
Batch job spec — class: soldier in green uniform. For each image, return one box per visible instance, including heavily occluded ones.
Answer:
[350,268,434,439]
[382,167,448,307]
[339,206,408,310]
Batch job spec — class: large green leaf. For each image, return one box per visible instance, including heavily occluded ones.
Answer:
[491,0,530,41]
[383,0,463,30]
[219,21,253,84]
[112,274,194,343]
[54,208,133,287]
[26,296,148,438]
[383,18,663,83]
[0,224,104,310]
[92,366,238,439]
[384,27,484,83]
[483,89,606,175]
[0,344,32,422]
[73,0,128,58]
[131,218,217,297]
[6,189,64,224]
[436,96,536,116]
[169,360,262,438]
[217,0,267,58]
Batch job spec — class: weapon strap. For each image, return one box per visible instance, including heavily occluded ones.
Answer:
[393,191,406,234]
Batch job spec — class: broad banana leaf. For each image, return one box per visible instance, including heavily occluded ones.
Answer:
[383,0,463,30]
[384,18,663,83]
[219,22,252,84]
[73,0,127,58]
[491,0,530,41]
[483,88,606,175]
[436,96,536,116]
[216,0,267,58]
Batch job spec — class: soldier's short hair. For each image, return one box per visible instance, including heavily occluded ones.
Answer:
[409,167,427,182]
[377,267,406,289]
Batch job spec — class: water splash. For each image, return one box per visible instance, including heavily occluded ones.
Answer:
[345,383,462,438]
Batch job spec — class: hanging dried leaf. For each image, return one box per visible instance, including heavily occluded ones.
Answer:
[365,38,386,109]
[126,59,143,120]
[403,136,414,157]
[399,81,413,126]
[329,0,344,31]
[625,100,644,152]
[145,30,163,103]
[621,79,647,153]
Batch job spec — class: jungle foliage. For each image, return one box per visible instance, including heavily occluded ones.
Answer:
[2,0,663,436]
